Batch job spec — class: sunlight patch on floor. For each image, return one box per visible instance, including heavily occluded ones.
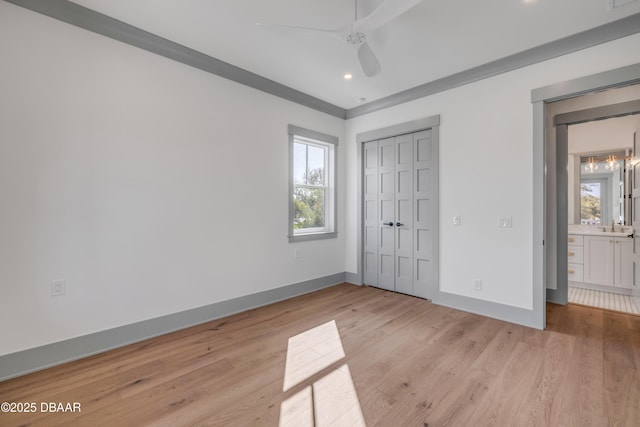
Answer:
[279,386,313,427]
[282,320,345,392]
[313,365,366,426]
[279,320,366,426]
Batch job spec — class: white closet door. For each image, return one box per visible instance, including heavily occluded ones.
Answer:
[362,128,438,298]
[394,134,414,294]
[378,137,396,291]
[363,141,379,286]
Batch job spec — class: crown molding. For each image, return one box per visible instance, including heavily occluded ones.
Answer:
[3,0,347,119]
[5,1,640,120]
[346,12,640,118]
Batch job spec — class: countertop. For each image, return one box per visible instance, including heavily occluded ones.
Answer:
[568,225,632,238]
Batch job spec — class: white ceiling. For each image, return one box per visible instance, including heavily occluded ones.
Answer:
[69,0,640,109]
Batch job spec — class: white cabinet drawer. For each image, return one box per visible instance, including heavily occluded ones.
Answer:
[568,263,584,282]
[567,235,583,246]
[567,245,583,264]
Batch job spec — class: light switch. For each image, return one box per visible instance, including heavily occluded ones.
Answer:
[453,216,461,225]
[499,217,513,228]
[51,279,66,296]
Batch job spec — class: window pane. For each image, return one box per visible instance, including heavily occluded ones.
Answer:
[293,187,325,229]
[307,145,325,186]
[293,143,307,185]
[581,182,601,225]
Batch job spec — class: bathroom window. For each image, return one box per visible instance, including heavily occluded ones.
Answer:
[581,179,608,225]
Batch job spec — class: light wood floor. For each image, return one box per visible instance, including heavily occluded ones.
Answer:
[1,283,639,426]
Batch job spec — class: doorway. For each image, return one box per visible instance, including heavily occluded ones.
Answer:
[555,100,640,315]
[565,116,640,315]
[532,63,640,328]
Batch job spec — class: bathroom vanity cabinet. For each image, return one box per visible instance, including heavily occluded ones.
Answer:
[581,235,632,289]
[567,234,584,283]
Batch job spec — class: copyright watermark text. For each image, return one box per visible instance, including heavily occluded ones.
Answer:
[1,401,81,413]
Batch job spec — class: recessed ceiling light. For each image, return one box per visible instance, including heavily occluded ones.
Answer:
[344,73,353,80]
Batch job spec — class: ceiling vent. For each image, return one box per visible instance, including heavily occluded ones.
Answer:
[608,0,639,10]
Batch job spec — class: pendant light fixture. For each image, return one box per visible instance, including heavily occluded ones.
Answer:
[583,157,598,173]
[604,154,621,172]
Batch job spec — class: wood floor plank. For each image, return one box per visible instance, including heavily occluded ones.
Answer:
[624,369,640,425]
[1,283,639,427]
[603,362,637,426]
[467,341,545,427]
[463,322,523,377]
[492,331,575,426]
[369,336,486,426]
[603,310,637,369]
[555,304,607,427]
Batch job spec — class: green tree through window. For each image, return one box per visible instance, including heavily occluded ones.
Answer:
[581,182,601,224]
[293,142,327,230]
[294,169,325,229]
[288,125,337,242]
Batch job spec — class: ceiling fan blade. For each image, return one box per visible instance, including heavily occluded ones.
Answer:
[357,42,381,77]
[256,22,346,41]
[354,0,422,34]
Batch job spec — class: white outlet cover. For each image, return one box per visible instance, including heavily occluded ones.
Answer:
[453,216,462,225]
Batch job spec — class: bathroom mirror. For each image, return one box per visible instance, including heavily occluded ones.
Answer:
[567,113,638,227]
[569,151,629,226]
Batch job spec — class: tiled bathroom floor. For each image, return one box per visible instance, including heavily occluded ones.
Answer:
[569,286,640,315]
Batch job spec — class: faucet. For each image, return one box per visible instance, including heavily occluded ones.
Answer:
[611,219,616,232]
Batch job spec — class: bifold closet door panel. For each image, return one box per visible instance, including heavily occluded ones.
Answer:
[414,129,436,299]
[394,133,415,295]
[378,137,396,291]
[363,140,379,286]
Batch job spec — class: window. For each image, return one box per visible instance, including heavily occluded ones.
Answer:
[581,181,602,225]
[581,178,609,225]
[288,125,337,242]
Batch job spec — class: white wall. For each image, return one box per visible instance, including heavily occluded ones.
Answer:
[568,115,637,154]
[0,2,345,356]
[345,32,640,311]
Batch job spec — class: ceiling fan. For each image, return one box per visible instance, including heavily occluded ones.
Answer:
[257,0,423,77]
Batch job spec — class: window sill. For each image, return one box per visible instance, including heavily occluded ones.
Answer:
[288,232,337,243]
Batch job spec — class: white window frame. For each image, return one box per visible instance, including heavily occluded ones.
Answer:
[288,125,338,242]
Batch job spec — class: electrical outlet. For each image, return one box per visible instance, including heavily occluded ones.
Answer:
[473,279,482,291]
[294,248,302,259]
[51,279,66,296]
[453,216,462,225]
